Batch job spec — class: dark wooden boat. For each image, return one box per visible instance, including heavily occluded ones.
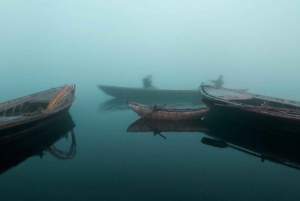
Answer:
[127,101,209,120]
[0,112,76,174]
[0,84,76,136]
[200,83,300,137]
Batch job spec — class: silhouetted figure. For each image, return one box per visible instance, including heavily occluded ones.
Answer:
[211,75,224,88]
[143,75,156,89]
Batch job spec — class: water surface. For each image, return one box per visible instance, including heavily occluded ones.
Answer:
[0,87,300,201]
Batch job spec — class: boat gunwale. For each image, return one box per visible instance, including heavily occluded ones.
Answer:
[0,86,65,110]
[200,84,300,107]
[200,84,300,121]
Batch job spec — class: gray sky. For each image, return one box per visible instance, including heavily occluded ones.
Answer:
[1,0,300,98]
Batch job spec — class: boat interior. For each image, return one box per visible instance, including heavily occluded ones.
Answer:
[204,87,300,110]
[0,100,50,117]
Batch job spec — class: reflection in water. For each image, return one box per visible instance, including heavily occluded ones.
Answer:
[99,98,130,112]
[0,112,76,174]
[99,97,204,112]
[47,129,76,160]
[127,113,300,170]
[127,118,208,139]
[203,113,300,170]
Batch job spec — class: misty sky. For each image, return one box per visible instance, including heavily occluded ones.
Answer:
[1,1,300,98]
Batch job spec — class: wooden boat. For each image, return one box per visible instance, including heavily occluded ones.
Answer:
[200,83,300,137]
[98,85,203,103]
[0,84,76,136]
[127,101,209,120]
[0,112,76,174]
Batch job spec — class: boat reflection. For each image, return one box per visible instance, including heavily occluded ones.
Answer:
[127,118,209,139]
[0,112,76,174]
[100,97,204,112]
[203,113,300,170]
[127,113,300,170]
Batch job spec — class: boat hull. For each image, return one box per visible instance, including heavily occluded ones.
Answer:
[0,106,72,139]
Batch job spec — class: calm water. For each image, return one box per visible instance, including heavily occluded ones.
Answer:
[0,87,300,201]
[1,1,300,200]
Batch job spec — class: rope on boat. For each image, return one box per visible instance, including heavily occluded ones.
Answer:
[142,102,169,118]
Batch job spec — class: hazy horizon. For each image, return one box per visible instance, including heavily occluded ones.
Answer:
[1,1,300,99]
[1,2,300,200]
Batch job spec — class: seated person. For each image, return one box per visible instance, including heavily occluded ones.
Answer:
[143,75,156,89]
[211,75,224,88]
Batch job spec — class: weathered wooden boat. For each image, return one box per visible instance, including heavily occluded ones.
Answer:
[200,83,300,137]
[202,112,300,171]
[0,84,76,136]
[127,101,209,120]
[0,112,76,174]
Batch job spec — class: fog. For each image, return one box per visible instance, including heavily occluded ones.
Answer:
[1,0,300,99]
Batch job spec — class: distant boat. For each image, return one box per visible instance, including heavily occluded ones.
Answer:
[0,84,76,136]
[200,83,300,137]
[98,85,246,104]
[98,85,202,102]
[127,101,209,120]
